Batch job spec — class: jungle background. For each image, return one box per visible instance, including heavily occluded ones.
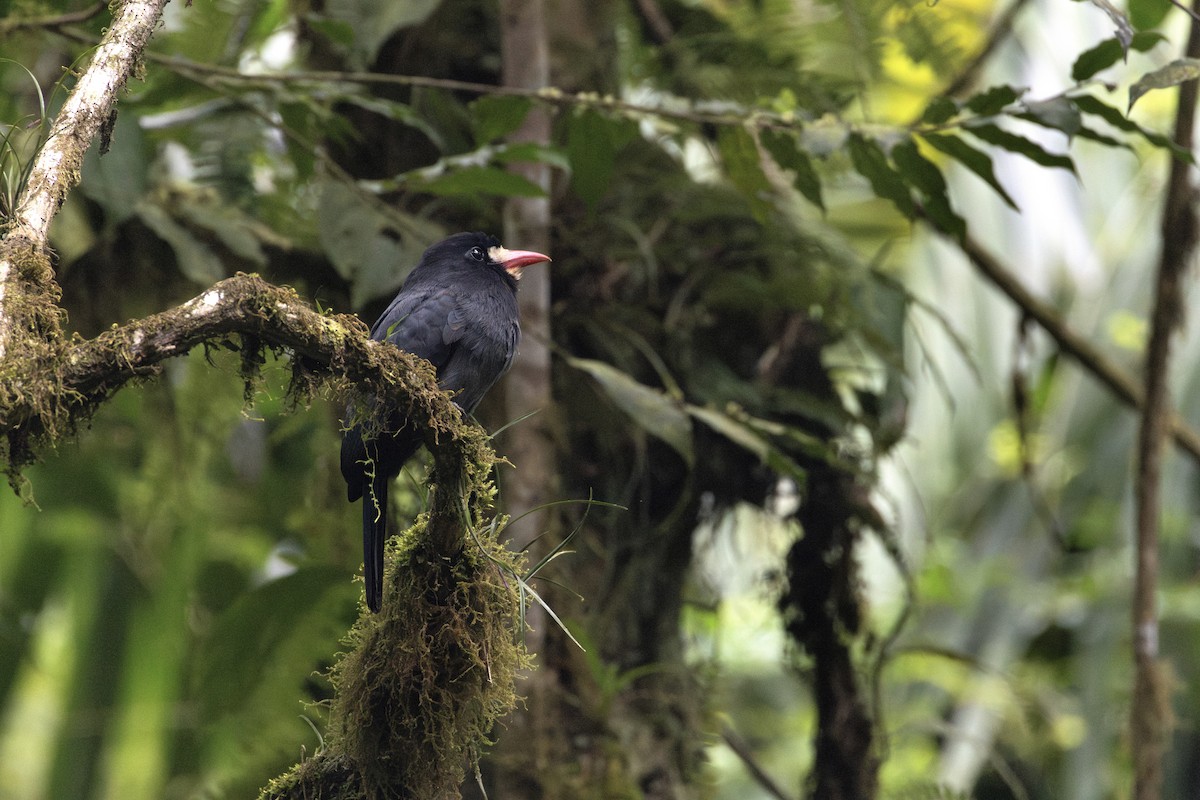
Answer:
[2,0,1200,798]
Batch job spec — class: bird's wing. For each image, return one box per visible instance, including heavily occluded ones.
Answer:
[371,286,466,370]
[436,317,520,413]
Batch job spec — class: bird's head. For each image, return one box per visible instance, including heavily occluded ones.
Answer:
[426,231,551,282]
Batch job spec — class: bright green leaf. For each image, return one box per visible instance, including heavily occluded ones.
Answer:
[760,129,824,211]
[1129,57,1200,111]
[1072,32,1165,82]
[471,95,534,145]
[717,126,773,220]
[891,139,966,240]
[847,133,916,218]
[415,166,547,198]
[1129,0,1171,30]
[963,123,1077,173]
[964,85,1025,115]
[567,109,617,208]
[920,132,1018,210]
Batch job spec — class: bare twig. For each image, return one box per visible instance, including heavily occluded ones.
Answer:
[941,0,1034,99]
[950,229,1200,470]
[720,726,797,800]
[1131,7,1200,799]
[633,0,675,45]
[47,25,793,130]
[0,1,107,36]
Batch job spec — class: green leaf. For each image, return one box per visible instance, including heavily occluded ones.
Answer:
[1129,57,1200,111]
[316,180,437,306]
[846,133,916,218]
[178,199,269,268]
[717,126,772,220]
[1074,123,1130,150]
[79,111,147,225]
[760,129,824,211]
[566,109,617,208]
[686,405,806,483]
[1129,0,1171,30]
[339,95,445,150]
[320,0,441,64]
[891,139,966,240]
[568,357,694,465]
[1072,93,1193,160]
[964,85,1025,115]
[304,15,356,47]
[278,101,318,180]
[920,132,1018,210]
[921,96,960,125]
[471,95,534,145]
[1072,32,1165,82]
[963,123,1077,173]
[137,202,226,284]
[415,166,547,197]
[1017,97,1083,138]
[492,141,571,171]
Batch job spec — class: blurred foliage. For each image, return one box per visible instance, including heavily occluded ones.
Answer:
[1,0,1199,798]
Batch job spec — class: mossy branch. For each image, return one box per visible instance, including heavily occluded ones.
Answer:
[0,267,485,491]
[0,5,527,795]
[0,0,170,361]
[0,257,529,799]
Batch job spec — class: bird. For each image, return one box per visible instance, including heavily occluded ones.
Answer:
[340,231,551,612]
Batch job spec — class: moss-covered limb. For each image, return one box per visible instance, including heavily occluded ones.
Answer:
[1,272,483,490]
[0,266,527,797]
[0,0,168,362]
[8,0,167,244]
[263,520,529,800]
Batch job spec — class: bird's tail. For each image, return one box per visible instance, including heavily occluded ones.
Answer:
[363,472,387,613]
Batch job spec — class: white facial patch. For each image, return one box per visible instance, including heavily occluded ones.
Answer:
[488,245,522,279]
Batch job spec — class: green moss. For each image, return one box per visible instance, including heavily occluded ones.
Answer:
[0,236,69,490]
[1,252,526,797]
[325,514,528,798]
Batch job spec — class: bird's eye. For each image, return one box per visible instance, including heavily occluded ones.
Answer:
[467,246,486,262]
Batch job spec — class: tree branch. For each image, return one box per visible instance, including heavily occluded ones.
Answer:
[0,0,168,363]
[940,0,1033,100]
[0,1,106,36]
[0,5,524,795]
[1131,7,1200,798]
[1,272,486,500]
[949,228,1200,469]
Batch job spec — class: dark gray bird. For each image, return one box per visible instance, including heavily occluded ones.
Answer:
[340,231,551,612]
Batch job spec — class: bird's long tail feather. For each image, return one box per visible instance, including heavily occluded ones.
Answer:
[363,472,387,613]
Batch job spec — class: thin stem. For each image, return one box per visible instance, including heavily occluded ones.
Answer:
[1131,6,1200,799]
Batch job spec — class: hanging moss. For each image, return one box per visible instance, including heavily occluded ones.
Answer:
[1,237,527,797]
[0,236,70,493]
[261,510,529,800]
